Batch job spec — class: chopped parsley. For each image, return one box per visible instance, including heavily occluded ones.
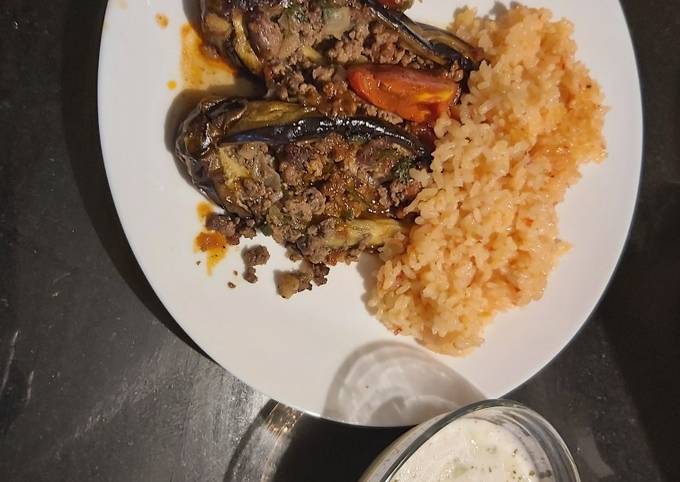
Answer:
[317,0,342,8]
[285,2,307,23]
[391,157,412,183]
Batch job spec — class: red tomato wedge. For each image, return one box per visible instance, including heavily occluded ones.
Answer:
[347,65,460,124]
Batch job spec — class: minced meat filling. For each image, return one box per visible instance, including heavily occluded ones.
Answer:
[242,245,271,283]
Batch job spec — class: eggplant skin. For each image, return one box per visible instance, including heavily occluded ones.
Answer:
[177,97,429,155]
[176,97,313,161]
[176,97,431,208]
[221,116,430,162]
[175,97,239,208]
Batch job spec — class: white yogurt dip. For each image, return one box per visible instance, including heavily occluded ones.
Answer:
[391,418,538,482]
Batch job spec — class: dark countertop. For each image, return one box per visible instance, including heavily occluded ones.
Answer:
[1,0,678,480]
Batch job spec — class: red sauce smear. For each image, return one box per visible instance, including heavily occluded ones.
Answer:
[194,202,227,275]
[181,23,236,89]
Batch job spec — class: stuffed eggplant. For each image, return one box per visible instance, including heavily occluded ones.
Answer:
[200,0,483,124]
[177,97,430,290]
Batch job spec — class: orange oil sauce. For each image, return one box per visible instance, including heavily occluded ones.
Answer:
[194,202,227,275]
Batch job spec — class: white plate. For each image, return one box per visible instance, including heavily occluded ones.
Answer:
[98,0,642,426]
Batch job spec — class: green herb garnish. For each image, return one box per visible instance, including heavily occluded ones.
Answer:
[285,2,307,23]
[391,157,412,183]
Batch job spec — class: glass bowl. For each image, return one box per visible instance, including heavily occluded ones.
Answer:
[360,399,580,482]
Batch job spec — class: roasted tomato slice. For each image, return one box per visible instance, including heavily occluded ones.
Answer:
[347,65,460,123]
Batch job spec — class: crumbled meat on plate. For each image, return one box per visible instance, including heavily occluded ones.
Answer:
[242,245,271,284]
[244,245,271,266]
[309,263,330,286]
[243,267,258,284]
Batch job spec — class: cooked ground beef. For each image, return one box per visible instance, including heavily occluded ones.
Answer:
[275,134,349,190]
[242,245,271,284]
[308,262,330,286]
[243,267,258,284]
[206,213,257,244]
[244,245,271,266]
[294,218,339,265]
[255,131,416,252]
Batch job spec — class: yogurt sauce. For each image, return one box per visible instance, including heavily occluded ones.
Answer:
[391,418,538,482]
